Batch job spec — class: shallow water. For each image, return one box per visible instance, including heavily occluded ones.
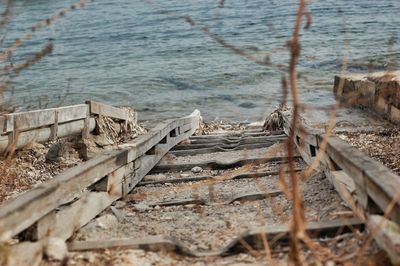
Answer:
[1,0,399,124]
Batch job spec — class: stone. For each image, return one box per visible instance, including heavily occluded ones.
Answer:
[95,214,118,229]
[147,174,166,181]
[133,202,150,212]
[45,142,67,162]
[114,201,127,209]
[180,173,191,178]
[76,138,100,161]
[45,237,67,261]
[110,206,126,222]
[80,253,96,263]
[325,260,335,266]
[94,133,114,147]
[191,166,203,173]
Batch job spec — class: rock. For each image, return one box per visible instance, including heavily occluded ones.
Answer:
[191,166,203,173]
[45,143,64,162]
[96,214,118,229]
[94,134,115,147]
[180,173,190,178]
[325,261,335,266]
[238,102,256,109]
[179,139,191,145]
[154,205,161,210]
[80,252,96,263]
[146,174,166,181]
[110,206,126,222]
[76,138,100,161]
[45,237,67,261]
[114,201,127,209]
[134,203,150,212]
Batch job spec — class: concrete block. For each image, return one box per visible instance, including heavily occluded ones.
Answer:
[333,75,355,97]
[354,79,376,106]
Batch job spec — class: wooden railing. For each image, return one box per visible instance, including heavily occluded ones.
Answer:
[0,101,136,152]
[281,110,400,261]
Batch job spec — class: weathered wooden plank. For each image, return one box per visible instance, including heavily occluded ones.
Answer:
[0,149,125,241]
[0,116,5,133]
[5,109,55,132]
[87,101,129,121]
[0,110,201,242]
[324,170,357,211]
[57,104,88,123]
[68,235,188,254]
[223,218,364,255]
[324,136,400,223]
[67,218,363,257]
[152,155,295,173]
[0,119,95,152]
[50,192,119,240]
[281,110,320,146]
[1,104,89,134]
[369,215,400,265]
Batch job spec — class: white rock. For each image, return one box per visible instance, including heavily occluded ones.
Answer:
[191,166,203,173]
[81,252,96,263]
[180,173,191,178]
[45,237,67,261]
[134,202,150,212]
[96,214,118,229]
[325,261,335,266]
[110,206,126,222]
[114,201,127,209]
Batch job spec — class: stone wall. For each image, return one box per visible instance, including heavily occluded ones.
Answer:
[334,71,400,124]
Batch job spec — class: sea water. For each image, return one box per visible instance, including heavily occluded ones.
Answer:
[1,0,399,124]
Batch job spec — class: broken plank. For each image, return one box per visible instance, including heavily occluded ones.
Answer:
[152,155,295,173]
[222,218,364,255]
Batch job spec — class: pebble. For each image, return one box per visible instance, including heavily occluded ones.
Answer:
[114,201,127,209]
[80,253,96,263]
[110,206,126,222]
[154,205,161,210]
[96,214,119,229]
[191,166,203,173]
[325,261,335,266]
[134,202,150,212]
[233,201,241,205]
[180,173,191,178]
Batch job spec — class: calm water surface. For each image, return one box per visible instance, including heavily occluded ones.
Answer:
[1,0,399,124]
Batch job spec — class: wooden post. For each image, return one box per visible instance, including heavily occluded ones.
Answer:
[50,110,58,140]
[82,107,90,139]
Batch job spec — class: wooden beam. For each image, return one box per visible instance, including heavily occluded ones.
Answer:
[2,104,89,133]
[87,101,130,121]
[323,136,400,223]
